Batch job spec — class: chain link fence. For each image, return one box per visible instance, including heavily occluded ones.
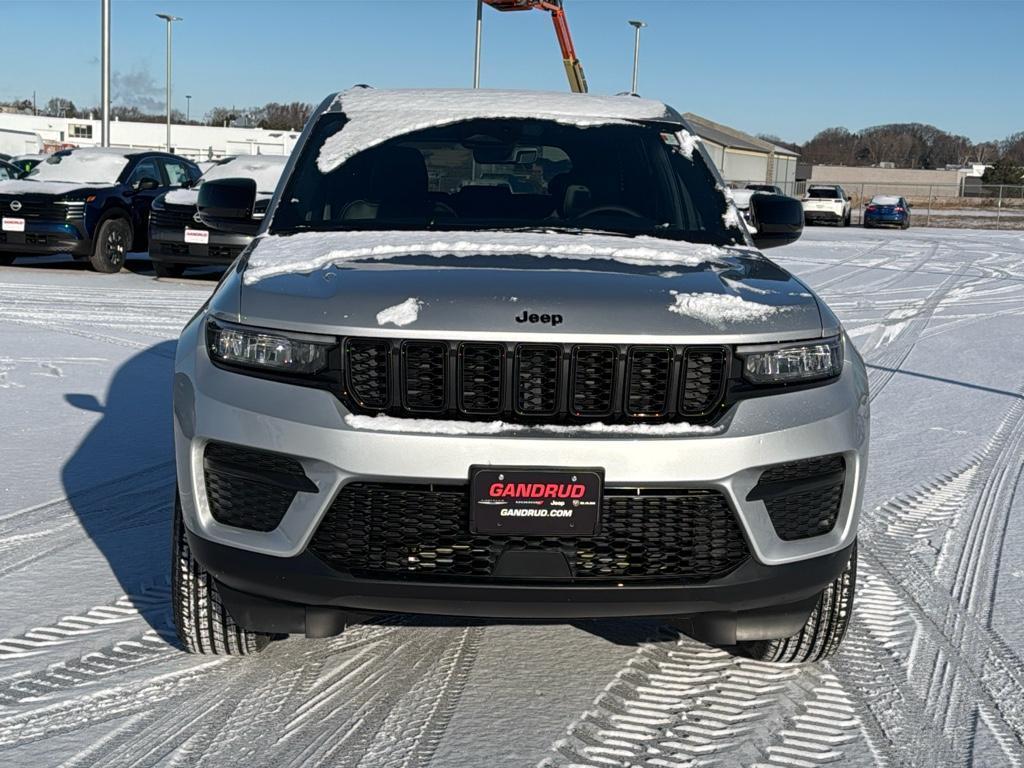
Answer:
[728,180,1024,230]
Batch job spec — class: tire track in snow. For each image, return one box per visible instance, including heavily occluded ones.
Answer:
[541,634,866,768]
[48,620,482,768]
[835,396,1024,766]
[0,578,170,661]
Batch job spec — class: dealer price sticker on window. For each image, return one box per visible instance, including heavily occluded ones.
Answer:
[470,467,602,536]
[2,218,25,232]
[184,228,209,245]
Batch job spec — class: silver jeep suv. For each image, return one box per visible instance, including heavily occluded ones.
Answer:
[171,88,868,663]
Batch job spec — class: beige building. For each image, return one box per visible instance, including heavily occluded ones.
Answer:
[684,113,799,193]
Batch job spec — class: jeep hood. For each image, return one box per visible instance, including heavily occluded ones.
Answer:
[236,230,824,343]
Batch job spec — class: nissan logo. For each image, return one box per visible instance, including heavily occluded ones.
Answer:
[9,200,21,212]
[193,211,202,224]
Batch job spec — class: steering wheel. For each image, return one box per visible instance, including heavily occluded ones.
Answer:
[432,201,457,217]
[576,205,644,220]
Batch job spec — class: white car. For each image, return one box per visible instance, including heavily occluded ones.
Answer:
[802,185,852,226]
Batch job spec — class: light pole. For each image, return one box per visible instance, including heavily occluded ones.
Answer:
[101,0,110,146]
[473,0,483,88]
[628,20,646,96]
[155,13,182,151]
[185,94,191,123]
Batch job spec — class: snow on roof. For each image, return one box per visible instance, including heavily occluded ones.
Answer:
[243,230,733,284]
[27,149,130,184]
[318,88,678,173]
[200,155,287,193]
[870,195,901,205]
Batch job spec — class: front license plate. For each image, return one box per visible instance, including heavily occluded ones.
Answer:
[2,217,25,232]
[184,228,209,244]
[470,467,602,536]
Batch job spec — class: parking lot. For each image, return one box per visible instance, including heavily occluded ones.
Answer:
[1,225,1023,766]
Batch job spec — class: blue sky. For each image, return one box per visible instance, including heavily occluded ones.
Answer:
[1,0,1021,143]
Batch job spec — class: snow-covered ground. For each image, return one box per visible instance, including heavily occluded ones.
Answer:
[1,227,1024,766]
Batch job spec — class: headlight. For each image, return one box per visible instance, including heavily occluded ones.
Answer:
[206,319,331,375]
[739,336,843,385]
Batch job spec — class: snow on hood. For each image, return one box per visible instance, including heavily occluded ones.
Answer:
[376,297,423,327]
[317,88,677,173]
[162,156,288,207]
[344,413,720,437]
[668,291,787,327]
[0,179,115,196]
[201,155,287,193]
[243,230,734,284]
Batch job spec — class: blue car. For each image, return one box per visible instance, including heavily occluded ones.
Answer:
[864,195,910,229]
[0,147,201,272]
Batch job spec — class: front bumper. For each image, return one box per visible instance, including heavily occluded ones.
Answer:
[149,227,252,266]
[803,209,844,223]
[193,530,854,641]
[0,220,90,257]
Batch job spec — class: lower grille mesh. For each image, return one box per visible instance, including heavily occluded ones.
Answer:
[753,455,846,541]
[203,443,310,532]
[309,482,750,582]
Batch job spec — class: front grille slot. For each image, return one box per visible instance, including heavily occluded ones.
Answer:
[625,347,672,417]
[680,347,728,417]
[345,339,390,409]
[459,343,503,414]
[402,341,447,412]
[309,482,750,582]
[515,345,561,415]
[571,346,616,416]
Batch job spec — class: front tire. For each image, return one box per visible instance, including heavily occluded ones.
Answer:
[0,254,15,266]
[738,541,857,663]
[89,217,132,273]
[172,493,271,655]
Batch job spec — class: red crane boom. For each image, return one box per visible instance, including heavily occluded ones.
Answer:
[482,0,589,93]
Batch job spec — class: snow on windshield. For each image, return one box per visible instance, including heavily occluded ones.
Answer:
[243,230,735,284]
[317,88,675,173]
[28,151,129,184]
[201,155,288,193]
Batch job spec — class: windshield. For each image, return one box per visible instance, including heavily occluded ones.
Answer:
[807,187,841,199]
[27,151,129,184]
[271,115,742,246]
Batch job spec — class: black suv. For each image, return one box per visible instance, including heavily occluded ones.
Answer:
[0,147,200,272]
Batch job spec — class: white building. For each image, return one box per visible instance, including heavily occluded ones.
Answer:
[684,113,799,194]
[0,112,301,160]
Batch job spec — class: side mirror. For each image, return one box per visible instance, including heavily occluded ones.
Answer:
[197,177,259,235]
[133,176,160,192]
[749,194,803,250]
[845,195,852,202]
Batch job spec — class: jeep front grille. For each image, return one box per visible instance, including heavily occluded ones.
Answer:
[309,482,749,582]
[342,339,729,425]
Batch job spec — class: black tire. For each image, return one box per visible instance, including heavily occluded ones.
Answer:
[902,218,910,230]
[738,541,857,663]
[153,260,186,278]
[89,216,132,273]
[842,211,851,227]
[0,254,15,266]
[171,493,271,655]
